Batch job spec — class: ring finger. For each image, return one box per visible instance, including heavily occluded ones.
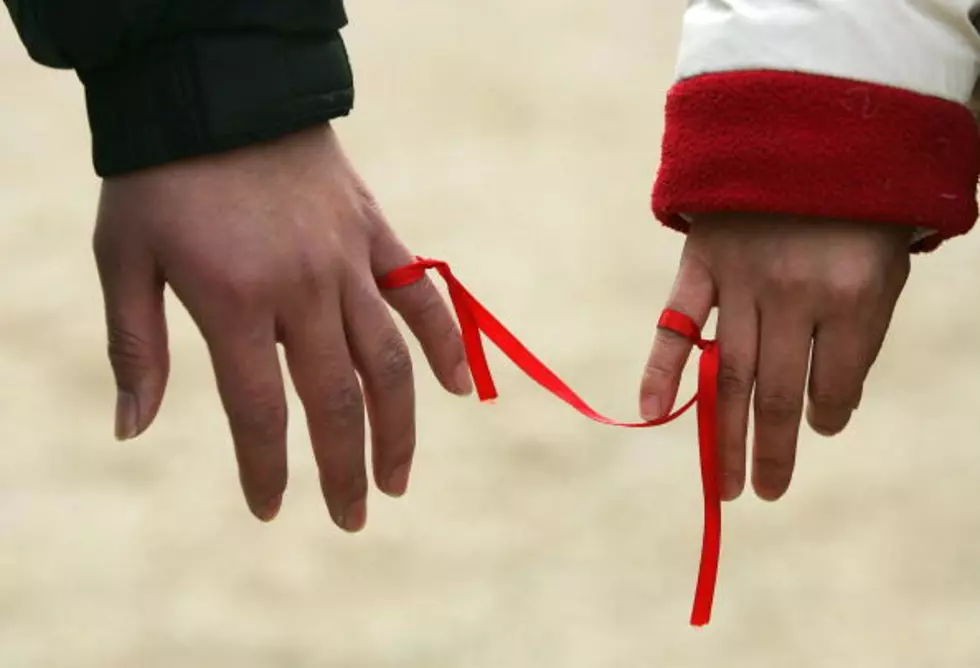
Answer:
[752,307,813,501]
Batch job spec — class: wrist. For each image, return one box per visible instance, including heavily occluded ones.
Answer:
[653,71,980,252]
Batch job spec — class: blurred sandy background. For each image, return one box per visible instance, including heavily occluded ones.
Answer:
[3,2,980,667]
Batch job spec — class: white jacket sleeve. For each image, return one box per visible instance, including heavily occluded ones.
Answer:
[652,0,980,251]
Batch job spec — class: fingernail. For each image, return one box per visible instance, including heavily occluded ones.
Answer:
[341,498,367,533]
[114,390,140,441]
[384,463,411,497]
[640,395,663,421]
[255,493,283,523]
[453,362,473,396]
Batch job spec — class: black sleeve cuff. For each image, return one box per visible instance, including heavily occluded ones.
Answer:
[78,31,354,177]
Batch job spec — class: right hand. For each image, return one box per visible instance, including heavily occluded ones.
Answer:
[93,124,472,530]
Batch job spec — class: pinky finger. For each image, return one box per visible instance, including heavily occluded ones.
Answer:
[806,318,882,436]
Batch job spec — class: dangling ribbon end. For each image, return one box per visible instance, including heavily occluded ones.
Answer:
[378,265,726,628]
[476,386,499,404]
[689,592,715,627]
[689,600,712,627]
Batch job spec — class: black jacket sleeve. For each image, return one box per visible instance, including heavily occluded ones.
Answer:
[3,1,354,176]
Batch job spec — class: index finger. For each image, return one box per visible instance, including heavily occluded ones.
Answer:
[639,255,715,420]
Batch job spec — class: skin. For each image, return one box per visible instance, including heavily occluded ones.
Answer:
[92,121,913,523]
[93,123,472,531]
[639,214,912,502]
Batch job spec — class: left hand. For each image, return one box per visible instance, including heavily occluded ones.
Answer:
[638,214,912,501]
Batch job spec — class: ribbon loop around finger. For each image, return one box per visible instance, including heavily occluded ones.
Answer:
[378,256,722,626]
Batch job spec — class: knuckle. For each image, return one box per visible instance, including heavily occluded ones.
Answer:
[643,354,675,383]
[294,250,331,299]
[106,324,154,377]
[411,280,450,321]
[227,392,287,445]
[644,332,690,378]
[717,358,753,398]
[755,391,800,424]
[767,267,812,298]
[402,281,462,347]
[431,308,460,349]
[825,263,888,307]
[211,264,276,311]
[760,253,814,298]
[375,330,413,392]
[827,275,874,307]
[323,381,364,429]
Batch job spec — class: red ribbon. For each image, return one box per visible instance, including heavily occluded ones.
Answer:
[379,257,721,626]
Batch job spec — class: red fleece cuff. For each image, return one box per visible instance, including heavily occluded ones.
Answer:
[652,70,980,252]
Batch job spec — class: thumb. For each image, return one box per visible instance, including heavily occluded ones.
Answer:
[639,253,715,420]
[94,233,170,441]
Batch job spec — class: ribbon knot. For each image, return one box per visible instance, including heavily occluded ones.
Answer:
[379,256,721,626]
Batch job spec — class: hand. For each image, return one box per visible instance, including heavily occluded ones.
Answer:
[93,124,472,529]
[639,215,912,501]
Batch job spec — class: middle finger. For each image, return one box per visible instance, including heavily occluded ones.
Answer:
[715,291,760,501]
